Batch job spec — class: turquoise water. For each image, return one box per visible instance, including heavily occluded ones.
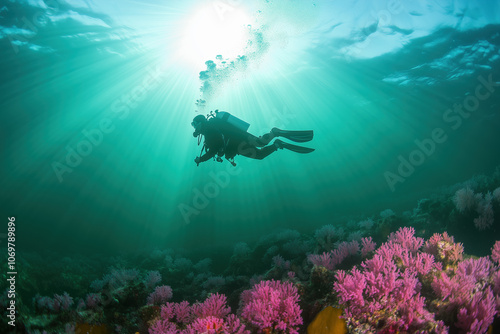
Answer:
[1,0,500,252]
[3,0,499,254]
[1,1,500,332]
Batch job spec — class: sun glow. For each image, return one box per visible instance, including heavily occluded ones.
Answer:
[178,4,252,67]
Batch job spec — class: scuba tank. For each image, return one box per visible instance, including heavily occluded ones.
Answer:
[207,109,250,132]
[215,111,250,132]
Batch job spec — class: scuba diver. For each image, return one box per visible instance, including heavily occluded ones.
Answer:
[192,110,314,166]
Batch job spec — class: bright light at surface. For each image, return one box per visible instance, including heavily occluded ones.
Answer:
[178,4,252,67]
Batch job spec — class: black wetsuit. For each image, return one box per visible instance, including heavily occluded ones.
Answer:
[198,118,277,162]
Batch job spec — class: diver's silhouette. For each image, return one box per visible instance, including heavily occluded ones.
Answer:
[192,110,314,166]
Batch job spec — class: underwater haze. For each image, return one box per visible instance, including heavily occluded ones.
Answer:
[4,0,500,333]
[2,1,500,261]
[2,0,500,255]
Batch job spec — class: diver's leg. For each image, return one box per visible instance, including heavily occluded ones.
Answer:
[237,142,277,160]
[253,128,314,146]
[253,130,276,147]
[255,145,278,159]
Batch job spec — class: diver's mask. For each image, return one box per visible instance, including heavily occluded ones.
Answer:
[191,115,207,137]
[192,121,202,137]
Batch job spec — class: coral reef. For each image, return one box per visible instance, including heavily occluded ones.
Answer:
[3,175,500,333]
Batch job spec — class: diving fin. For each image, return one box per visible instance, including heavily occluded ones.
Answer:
[275,139,315,154]
[272,128,313,143]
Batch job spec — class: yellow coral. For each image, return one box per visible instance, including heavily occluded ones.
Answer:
[307,306,347,334]
[75,323,111,334]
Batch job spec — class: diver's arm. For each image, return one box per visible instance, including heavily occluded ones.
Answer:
[197,124,223,163]
[199,149,216,163]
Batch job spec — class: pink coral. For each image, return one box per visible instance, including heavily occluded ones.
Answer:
[431,257,497,332]
[388,226,423,252]
[240,280,302,334]
[314,224,344,251]
[149,294,249,334]
[272,255,291,270]
[144,270,162,290]
[225,314,250,334]
[85,293,101,309]
[474,193,495,230]
[493,270,500,296]
[375,240,437,275]
[307,240,360,271]
[333,228,448,333]
[53,292,73,312]
[360,237,376,257]
[453,187,477,213]
[189,316,226,333]
[307,252,335,270]
[174,301,191,323]
[423,232,463,266]
[332,241,360,262]
[36,292,74,313]
[334,255,441,332]
[159,301,191,324]
[147,285,173,305]
[457,257,492,282]
[191,293,230,319]
[149,319,177,334]
[456,287,496,334]
[494,187,500,202]
[492,241,500,264]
